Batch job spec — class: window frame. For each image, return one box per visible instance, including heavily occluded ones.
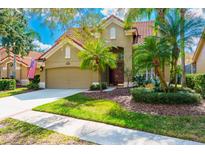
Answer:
[65,46,71,59]
[110,27,116,39]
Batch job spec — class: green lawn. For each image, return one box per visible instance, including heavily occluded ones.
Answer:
[0,87,30,98]
[0,118,91,145]
[33,93,205,143]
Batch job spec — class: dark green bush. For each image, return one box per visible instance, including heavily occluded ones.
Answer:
[186,74,196,89]
[133,74,146,87]
[90,83,107,91]
[186,74,205,98]
[27,75,40,90]
[0,79,16,90]
[131,87,202,104]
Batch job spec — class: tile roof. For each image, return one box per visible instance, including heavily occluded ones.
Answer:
[132,21,154,44]
[0,48,42,67]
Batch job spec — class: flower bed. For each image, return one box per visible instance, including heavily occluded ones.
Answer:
[84,88,205,116]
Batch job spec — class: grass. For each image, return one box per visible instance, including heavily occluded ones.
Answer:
[0,87,30,98]
[34,93,205,143]
[0,118,91,145]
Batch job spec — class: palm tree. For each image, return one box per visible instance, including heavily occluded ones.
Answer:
[133,36,170,92]
[156,10,205,91]
[125,8,168,77]
[78,39,117,92]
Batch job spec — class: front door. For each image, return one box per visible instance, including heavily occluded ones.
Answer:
[109,47,124,85]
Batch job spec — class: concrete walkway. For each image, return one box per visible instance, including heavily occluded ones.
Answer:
[11,110,203,145]
[0,89,84,119]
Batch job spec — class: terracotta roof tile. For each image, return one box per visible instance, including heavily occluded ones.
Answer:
[132,21,154,44]
[0,48,43,66]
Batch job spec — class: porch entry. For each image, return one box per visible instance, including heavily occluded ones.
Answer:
[109,47,124,85]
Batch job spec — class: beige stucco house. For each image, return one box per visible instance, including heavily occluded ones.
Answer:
[37,15,154,89]
[0,48,42,85]
[192,30,205,73]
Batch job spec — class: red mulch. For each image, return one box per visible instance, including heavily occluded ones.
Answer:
[83,88,205,116]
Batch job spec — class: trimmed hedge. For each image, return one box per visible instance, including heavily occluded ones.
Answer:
[27,75,40,90]
[0,79,16,91]
[90,83,107,91]
[186,74,205,98]
[131,87,202,104]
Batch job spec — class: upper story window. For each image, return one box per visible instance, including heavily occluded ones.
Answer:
[110,27,116,39]
[65,46,70,59]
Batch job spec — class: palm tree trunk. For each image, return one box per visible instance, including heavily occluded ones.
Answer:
[155,66,168,92]
[156,8,166,78]
[99,68,102,92]
[180,8,186,87]
[173,58,178,92]
[12,54,16,79]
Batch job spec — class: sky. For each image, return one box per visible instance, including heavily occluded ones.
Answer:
[28,8,205,52]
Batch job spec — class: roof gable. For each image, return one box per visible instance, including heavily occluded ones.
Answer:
[39,37,84,59]
[101,15,124,29]
[0,48,42,67]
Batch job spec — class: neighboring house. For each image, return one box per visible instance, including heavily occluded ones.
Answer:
[184,53,194,74]
[37,15,154,89]
[0,47,43,85]
[192,30,205,73]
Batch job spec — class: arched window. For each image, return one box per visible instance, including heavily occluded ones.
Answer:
[110,27,116,39]
[65,46,70,59]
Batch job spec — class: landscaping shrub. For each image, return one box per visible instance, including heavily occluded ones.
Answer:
[186,74,205,98]
[186,74,195,89]
[133,74,146,87]
[131,87,202,104]
[90,83,107,91]
[0,79,16,90]
[27,75,40,90]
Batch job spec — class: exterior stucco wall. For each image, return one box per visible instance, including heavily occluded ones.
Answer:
[45,44,81,69]
[42,42,99,88]
[20,65,28,80]
[101,22,133,83]
[196,41,205,73]
[0,59,22,81]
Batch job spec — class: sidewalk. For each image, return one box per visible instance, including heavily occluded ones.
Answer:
[11,110,203,145]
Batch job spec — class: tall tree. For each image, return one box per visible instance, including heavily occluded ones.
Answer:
[0,9,35,79]
[156,10,205,91]
[78,39,117,92]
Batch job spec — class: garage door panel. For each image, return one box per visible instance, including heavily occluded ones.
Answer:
[46,67,92,89]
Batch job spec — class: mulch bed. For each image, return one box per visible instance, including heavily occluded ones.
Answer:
[83,88,205,116]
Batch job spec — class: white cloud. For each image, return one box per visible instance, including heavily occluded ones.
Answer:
[101,8,128,20]
[32,39,52,52]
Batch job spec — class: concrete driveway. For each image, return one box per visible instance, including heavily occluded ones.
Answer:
[0,89,84,119]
